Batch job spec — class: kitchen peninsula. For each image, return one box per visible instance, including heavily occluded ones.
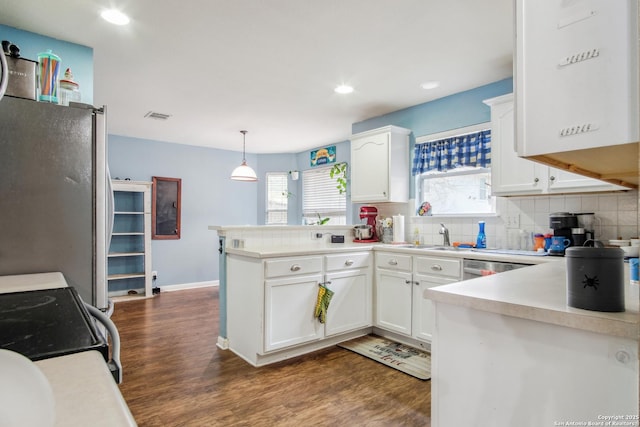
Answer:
[213,225,553,363]
[426,261,639,426]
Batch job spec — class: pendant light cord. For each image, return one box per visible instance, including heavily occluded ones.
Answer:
[240,130,247,162]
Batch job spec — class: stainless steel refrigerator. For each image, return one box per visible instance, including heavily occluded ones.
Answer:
[0,96,111,309]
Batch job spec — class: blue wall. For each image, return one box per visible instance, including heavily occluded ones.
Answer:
[108,135,258,287]
[1,24,94,104]
[352,78,513,136]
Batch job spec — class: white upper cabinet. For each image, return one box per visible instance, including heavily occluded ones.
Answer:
[515,0,639,156]
[350,125,411,203]
[486,93,627,195]
[485,94,546,195]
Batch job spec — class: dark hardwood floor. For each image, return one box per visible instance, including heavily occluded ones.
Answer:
[111,287,431,426]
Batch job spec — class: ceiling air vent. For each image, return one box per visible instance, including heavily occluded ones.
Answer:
[144,111,171,120]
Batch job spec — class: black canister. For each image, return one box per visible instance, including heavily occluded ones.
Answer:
[565,246,625,312]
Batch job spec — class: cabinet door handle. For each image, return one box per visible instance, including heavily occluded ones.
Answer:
[430,264,443,271]
[405,279,412,285]
[344,260,354,266]
[290,264,301,272]
[549,176,556,182]
[534,177,539,183]
[388,259,398,266]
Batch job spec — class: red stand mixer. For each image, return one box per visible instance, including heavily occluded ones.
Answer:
[354,206,378,243]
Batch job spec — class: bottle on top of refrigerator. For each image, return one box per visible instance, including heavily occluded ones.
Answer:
[476,221,487,249]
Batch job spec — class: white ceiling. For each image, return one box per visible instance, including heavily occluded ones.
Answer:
[0,0,514,154]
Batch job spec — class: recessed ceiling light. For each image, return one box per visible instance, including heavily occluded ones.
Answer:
[334,84,354,94]
[420,81,440,90]
[101,9,130,26]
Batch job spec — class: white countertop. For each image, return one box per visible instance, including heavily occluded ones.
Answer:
[226,242,556,264]
[0,272,68,293]
[425,261,639,339]
[222,239,637,339]
[226,243,377,258]
[35,351,136,427]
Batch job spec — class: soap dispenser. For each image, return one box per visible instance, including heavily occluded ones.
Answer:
[476,221,487,249]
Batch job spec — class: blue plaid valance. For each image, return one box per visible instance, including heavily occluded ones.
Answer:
[411,130,491,175]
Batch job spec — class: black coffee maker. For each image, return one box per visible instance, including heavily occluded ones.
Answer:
[549,212,578,255]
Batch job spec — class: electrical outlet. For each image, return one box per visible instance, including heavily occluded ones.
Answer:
[504,214,520,229]
[152,270,158,280]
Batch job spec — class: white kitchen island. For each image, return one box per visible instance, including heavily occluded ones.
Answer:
[426,261,639,426]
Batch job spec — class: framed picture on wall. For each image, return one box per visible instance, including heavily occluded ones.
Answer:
[152,176,181,240]
[310,145,336,167]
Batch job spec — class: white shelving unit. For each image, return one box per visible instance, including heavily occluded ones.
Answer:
[108,180,153,301]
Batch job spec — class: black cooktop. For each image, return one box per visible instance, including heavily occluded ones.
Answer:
[0,287,108,361]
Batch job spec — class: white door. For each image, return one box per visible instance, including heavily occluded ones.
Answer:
[325,269,371,336]
[264,273,324,352]
[351,132,390,202]
[375,269,412,336]
[547,168,626,193]
[488,96,546,195]
[412,274,457,342]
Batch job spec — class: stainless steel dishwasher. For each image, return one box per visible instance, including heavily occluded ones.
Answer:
[462,258,531,280]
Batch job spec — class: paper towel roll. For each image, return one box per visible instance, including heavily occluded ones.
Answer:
[393,214,405,243]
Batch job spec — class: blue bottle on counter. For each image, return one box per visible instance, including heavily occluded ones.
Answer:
[476,221,487,249]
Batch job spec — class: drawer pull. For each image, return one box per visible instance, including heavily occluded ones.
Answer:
[430,264,443,271]
[344,260,354,266]
[290,264,301,272]
[388,259,398,266]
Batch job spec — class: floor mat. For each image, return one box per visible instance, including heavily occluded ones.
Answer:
[338,335,431,380]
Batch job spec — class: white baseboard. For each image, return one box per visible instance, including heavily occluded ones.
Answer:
[160,280,219,292]
[217,336,229,350]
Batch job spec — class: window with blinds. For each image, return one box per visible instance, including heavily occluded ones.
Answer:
[266,172,288,225]
[302,166,346,225]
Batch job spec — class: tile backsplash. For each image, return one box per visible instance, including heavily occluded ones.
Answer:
[219,191,638,250]
[377,191,639,249]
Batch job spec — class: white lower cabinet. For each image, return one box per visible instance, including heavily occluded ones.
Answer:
[264,273,324,352]
[412,257,460,342]
[227,251,371,366]
[324,268,371,337]
[376,268,413,335]
[375,252,461,342]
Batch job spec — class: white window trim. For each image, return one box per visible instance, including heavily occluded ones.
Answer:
[265,172,288,225]
[414,123,495,217]
[415,122,490,144]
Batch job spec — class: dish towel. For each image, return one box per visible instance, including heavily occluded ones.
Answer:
[314,284,334,324]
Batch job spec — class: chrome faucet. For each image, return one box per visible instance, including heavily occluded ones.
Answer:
[439,223,450,247]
